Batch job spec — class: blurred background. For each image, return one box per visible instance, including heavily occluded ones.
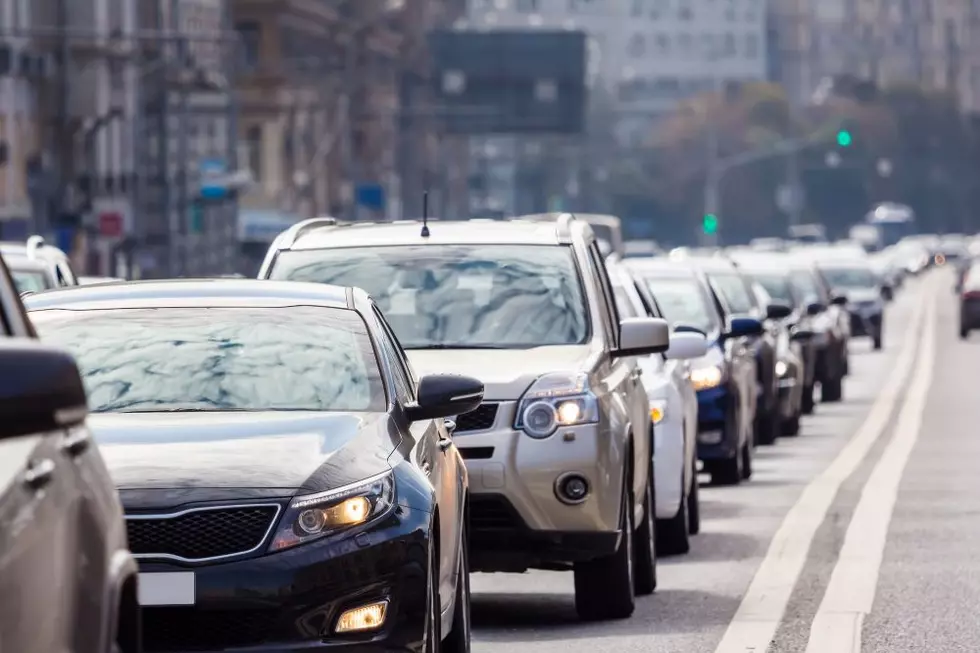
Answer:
[0,0,977,277]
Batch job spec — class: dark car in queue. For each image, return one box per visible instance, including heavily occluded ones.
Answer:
[0,254,141,653]
[24,279,482,653]
[625,259,761,486]
[814,259,886,351]
[730,254,818,435]
[958,260,980,338]
[684,257,782,447]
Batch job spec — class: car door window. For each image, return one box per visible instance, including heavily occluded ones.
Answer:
[372,308,416,404]
[710,272,755,314]
[587,244,620,347]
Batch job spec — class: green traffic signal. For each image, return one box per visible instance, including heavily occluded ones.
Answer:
[836,129,852,147]
[703,213,718,234]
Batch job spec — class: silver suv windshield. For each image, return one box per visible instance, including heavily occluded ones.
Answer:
[270,244,590,349]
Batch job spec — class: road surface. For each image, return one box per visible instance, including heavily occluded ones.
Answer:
[470,269,961,653]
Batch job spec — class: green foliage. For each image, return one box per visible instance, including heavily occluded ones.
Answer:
[606,81,980,242]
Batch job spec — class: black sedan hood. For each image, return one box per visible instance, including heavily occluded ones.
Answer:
[88,411,396,501]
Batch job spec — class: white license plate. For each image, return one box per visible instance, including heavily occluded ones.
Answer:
[138,572,196,606]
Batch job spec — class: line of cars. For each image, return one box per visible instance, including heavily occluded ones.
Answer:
[0,214,907,653]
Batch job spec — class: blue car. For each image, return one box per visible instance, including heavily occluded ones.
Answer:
[627,259,761,486]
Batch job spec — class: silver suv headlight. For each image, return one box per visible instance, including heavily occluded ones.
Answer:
[514,372,599,438]
[270,471,395,551]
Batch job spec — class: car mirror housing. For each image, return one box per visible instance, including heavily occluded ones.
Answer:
[0,340,89,441]
[765,302,793,320]
[665,331,709,360]
[723,316,764,340]
[831,293,848,306]
[614,317,670,357]
[806,301,825,316]
[406,374,485,422]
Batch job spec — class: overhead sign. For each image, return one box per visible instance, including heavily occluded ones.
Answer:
[99,211,124,237]
[428,30,587,134]
[237,210,302,244]
[200,159,229,199]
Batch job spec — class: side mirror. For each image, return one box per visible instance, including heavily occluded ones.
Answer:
[672,323,707,337]
[723,316,764,339]
[806,301,826,316]
[0,340,89,441]
[830,294,848,306]
[765,302,793,320]
[791,327,816,342]
[614,317,670,357]
[665,331,709,360]
[406,374,484,422]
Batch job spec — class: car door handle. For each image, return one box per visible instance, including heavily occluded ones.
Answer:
[438,437,453,451]
[630,368,642,381]
[24,459,56,490]
[62,432,90,457]
[421,461,431,475]
[443,419,457,435]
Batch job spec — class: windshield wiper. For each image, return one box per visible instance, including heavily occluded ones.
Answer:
[113,406,251,413]
[405,344,510,350]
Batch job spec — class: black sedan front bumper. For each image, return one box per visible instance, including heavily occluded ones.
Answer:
[139,505,432,653]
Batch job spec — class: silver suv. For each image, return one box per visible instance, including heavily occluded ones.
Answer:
[259,213,671,620]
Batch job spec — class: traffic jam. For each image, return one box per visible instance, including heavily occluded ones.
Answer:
[0,215,959,653]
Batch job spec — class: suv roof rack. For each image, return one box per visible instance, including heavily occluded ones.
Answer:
[25,235,45,259]
[277,217,343,249]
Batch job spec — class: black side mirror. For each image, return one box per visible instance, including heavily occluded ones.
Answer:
[791,327,816,341]
[765,302,793,320]
[831,294,848,306]
[406,374,484,422]
[0,340,89,441]
[806,301,826,316]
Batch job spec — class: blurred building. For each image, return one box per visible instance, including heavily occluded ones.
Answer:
[769,0,980,111]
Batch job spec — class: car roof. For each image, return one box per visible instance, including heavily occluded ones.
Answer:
[288,219,570,250]
[2,255,49,272]
[0,241,69,259]
[23,278,357,312]
[622,257,700,277]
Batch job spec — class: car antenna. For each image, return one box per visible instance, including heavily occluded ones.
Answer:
[420,191,430,238]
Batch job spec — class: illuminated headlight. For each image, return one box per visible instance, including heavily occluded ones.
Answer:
[775,361,788,377]
[689,365,724,391]
[270,471,395,551]
[649,399,668,424]
[515,372,599,438]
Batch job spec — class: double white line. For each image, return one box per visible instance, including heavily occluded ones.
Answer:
[713,275,938,653]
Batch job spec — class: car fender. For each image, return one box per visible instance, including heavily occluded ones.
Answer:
[102,548,140,653]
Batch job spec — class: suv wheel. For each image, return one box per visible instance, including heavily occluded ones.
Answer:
[687,461,701,535]
[822,375,843,402]
[574,481,636,620]
[633,465,658,594]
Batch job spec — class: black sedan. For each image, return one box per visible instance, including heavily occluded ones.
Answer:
[25,279,482,653]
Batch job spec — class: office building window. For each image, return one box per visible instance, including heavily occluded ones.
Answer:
[745,33,758,57]
[655,33,670,53]
[629,34,646,57]
[245,125,262,181]
[517,0,539,11]
[235,21,260,71]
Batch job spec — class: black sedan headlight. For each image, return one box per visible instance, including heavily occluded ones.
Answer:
[270,470,395,551]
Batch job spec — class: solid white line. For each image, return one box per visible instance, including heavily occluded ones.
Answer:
[712,279,931,653]
[803,289,937,652]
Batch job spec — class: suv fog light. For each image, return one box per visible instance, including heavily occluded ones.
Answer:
[335,600,388,633]
[555,473,590,504]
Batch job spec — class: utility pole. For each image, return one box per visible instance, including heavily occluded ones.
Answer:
[702,50,721,247]
[785,89,803,229]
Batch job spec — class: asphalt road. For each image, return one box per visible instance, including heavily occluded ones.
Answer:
[470,269,953,653]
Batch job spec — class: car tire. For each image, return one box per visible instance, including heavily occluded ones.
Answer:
[633,467,658,594]
[687,461,701,535]
[822,375,843,402]
[574,481,636,621]
[801,382,815,415]
[755,408,779,446]
[740,439,753,480]
[961,326,969,340]
[424,542,441,653]
[873,331,883,350]
[782,412,801,436]
[442,524,471,653]
[656,472,689,557]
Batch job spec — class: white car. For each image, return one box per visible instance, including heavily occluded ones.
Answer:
[608,260,707,555]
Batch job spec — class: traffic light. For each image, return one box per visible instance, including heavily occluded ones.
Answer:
[702,213,718,234]
[836,129,852,147]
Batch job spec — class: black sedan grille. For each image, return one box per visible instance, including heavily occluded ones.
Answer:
[455,403,499,432]
[142,607,283,651]
[126,505,280,561]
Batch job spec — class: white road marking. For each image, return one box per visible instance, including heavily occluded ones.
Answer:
[712,278,933,653]
[803,288,937,652]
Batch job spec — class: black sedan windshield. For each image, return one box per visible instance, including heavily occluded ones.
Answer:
[270,245,589,349]
[30,306,385,413]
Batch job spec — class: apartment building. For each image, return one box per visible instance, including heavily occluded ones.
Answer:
[770,0,980,111]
